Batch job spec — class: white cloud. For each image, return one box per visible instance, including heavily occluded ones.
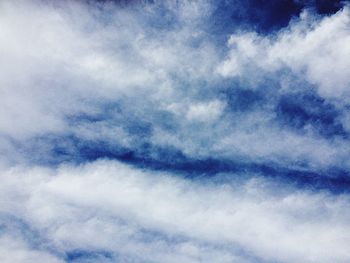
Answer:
[1,160,350,262]
[0,0,349,172]
[0,0,218,137]
[218,7,350,100]
[0,234,63,263]
[1,2,350,261]
[0,0,216,167]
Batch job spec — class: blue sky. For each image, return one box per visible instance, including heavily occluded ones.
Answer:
[0,0,350,262]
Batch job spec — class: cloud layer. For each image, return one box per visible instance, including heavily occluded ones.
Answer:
[0,0,350,262]
[1,160,350,263]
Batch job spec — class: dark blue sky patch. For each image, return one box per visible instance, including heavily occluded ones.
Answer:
[214,0,302,32]
[276,93,348,138]
[65,249,114,262]
[253,163,350,194]
[311,0,344,15]
[80,147,350,193]
[8,129,350,194]
[92,0,345,37]
[93,148,350,193]
[19,134,350,194]
[207,0,336,36]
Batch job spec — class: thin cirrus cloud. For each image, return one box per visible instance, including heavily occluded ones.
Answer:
[0,0,350,262]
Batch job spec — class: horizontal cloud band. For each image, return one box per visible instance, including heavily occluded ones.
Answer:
[1,160,350,263]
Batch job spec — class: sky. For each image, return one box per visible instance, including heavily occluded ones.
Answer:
[0,0,350,262]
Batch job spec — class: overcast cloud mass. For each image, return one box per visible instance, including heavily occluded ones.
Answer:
[1,0,350,262]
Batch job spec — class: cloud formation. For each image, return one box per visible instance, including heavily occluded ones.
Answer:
[218,7,350,100]
[0,0,350,262]
[1,160,350,263]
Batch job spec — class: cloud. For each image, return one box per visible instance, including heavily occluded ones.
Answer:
[0,235,63,263]
[0,0,350,262]
[218,6,350,100]
[1,160,350,262]
[1,0,350,173]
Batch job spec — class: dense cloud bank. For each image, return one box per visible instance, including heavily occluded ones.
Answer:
[1,160,350,263]
[0,0,350,262]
